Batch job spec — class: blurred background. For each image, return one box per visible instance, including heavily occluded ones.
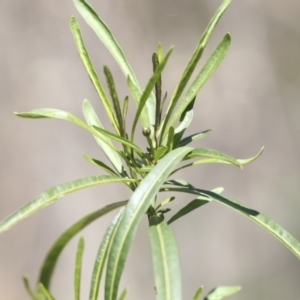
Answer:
[1,0,300,299]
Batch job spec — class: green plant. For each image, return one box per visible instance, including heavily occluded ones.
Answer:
[1,0,299,299]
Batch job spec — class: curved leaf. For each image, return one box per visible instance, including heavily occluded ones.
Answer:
[148,221,182,300]
[167,33,231,131]
[0,176,134,233]
[167,198,209,225]
[105,147,192,300]
[159,0,231,139]
[83,154,119,176]
[70,17,118,131]
[178,130,211,147]
[82,99,123,173]
[74,237,84,300]
[89,209,124,300]
[203,286,241,300]
[38,201,127,289]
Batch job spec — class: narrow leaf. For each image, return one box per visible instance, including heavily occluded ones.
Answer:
[167,198,209,225]
[70,17,118,131]
[105,147,192,300]
[204,286,241,300]
[167,33,231,130]
[178,130,211,147]
[89,209,124,300]
[74,237,84,300]
[83,154,118,176]
[38,201,127,289]
[131,48,173,142]
[23,277,38,300]
[0,176,134,233]
[148,221,181,300]
[160,0,231,139]
[82,99,123,173]
[118,289,127,300]
[192,286,203,300]
[37,284,56,300]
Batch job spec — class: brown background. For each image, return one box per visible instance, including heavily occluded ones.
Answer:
[1,0,300,299]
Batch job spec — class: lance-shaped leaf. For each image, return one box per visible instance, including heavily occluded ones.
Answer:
[74,237,84,300]
[89,209,124,300]
[148,221,182,300]
[37,283,56,300]
[203,286,241,300]
[166,33,231,132]
[192,286,203,300]
[118,289,127,300]
[131,47,173,142]
[167,198,209,225]
[38,201,127,289]
[105,147,192,300]
[83,154,118,176]
[70,17,118,131]
[23,277,39,300]
[82,99,123,173]
[159,0,231,140]
[15,108,121,155]
[0,176,134,233]
[73,0,155,129]
[178,130,211,147]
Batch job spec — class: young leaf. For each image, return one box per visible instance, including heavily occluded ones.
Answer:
[118,289,127,300]
[38,201,127,289]
[70,17,118,131]
[0,176,134,233]
[157,42,163,64]
[166,33,231,131]
[74,237,84,300]
[203,286,241,300]
[178,130,211,147]
[105,147,192,300]
[160,0,231,139]
[130,47,173,142]
[192,286,203,300]
[89,209,124,300]
[148,221,182,300]
[23,277,38,300]
[83,153,119,176]
[167,198,209,225]
[82,99,124,174]
[37,283,56,300]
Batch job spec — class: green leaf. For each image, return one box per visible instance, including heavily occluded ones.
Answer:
[192,286,203,300]
[200,190,300,260]
[131,47,173,142]
[74,237,84,300]
[178,130,211,147]
[166,126,175,152]
[83,154,119,176]
[82,99,124,174]
[89,209,124,300]
[157,42,163,64]
[167,198,209,225]
[105,147,192,300]
[70,17,118,131]
[0,175,134,233]
[167,33,231,130]
[148,221,181,300]
[92,126,144,155]
[118,289,127,300]
[159,0,231,139]
[38,201,127,289]
[37,284,56,300]
[154,146,169,161]
[203,286,241,300]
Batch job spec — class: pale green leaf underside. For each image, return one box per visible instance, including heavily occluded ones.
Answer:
[149,221,182,300]
[0,176,134,233]
[105,147,192,300]
[38,201,127,289]
[74,237,84,300]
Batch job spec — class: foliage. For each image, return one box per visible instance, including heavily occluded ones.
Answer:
[1,0,299,299]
